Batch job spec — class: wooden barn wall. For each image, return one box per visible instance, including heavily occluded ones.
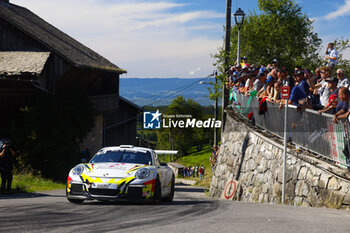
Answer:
[103,101,139,146]
[79,114,103,157]
[55,69,119,96]
[39,54,73,92]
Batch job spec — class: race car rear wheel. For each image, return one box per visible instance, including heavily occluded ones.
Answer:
[152,178,161,203]
[163,176,175,202]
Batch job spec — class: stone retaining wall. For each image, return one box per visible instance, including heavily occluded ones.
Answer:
[210,112,350,209]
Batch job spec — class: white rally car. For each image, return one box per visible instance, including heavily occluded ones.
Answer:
[66,145,175,203]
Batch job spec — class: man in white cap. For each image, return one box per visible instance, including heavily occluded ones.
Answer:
[325,42,338,74]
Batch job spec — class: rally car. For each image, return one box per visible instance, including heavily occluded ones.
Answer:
[66,145,175,204]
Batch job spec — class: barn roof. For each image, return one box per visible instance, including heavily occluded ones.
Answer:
[0,2,126,74]
[0,51,50,76]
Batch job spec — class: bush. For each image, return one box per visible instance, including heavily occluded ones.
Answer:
[10,90,94,180]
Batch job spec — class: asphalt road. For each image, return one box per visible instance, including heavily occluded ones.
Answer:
[1,184,350,233]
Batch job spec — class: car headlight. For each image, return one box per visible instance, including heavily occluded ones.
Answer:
[72,165,84,175]
[136,168,150,179]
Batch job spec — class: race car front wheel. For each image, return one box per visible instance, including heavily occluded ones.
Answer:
[67,198,84,204]
[163,176,175,202]
[66,189,84,204]
[152,178,161,203]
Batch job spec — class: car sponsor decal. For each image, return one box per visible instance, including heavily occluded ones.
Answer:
[83,164,93,172]
[142,179,155,199]
[67,176,72,192]
[126,165,149,174]
[107,176,135,185]
[80,173,103,183]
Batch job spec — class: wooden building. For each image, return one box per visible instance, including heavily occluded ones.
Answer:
[0,0,142,153]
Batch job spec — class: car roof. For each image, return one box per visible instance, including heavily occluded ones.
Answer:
[98,145,154,154]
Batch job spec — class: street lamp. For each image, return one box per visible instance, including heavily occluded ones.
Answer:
[200,71,219,147]
[234,8,245,65]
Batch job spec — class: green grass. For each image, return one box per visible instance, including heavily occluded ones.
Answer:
[175,145,214,188]
[10,174,65,193]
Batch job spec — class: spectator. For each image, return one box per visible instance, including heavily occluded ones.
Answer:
[277,68,286,83]
[259,67,266,75]
[188,165,192,177]
[290,71,307,106]
[195,165,199,178]
[241,56,249,67]
[313,67,322,85]
[304,68,315,92]
[210,145,219,173]
[243,73,255,94]
[199,165,205,180]
[295,70,310,95]
[285,75,295,89]
[312,66,330,104]
[318,76,338,109]
[268,81,283,103]
[336,69,350,89]
[318,94,339,115]
[0,139,15,194]
[253,73,266,92]
[315,77,339,111]
[333,87,350,123]
[259,76,275,99]
[271,59,279,69]
[325,42,338,73]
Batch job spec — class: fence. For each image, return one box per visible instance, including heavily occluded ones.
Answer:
[230,91,350,168]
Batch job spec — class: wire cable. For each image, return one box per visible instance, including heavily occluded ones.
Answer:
[143,73,215,106]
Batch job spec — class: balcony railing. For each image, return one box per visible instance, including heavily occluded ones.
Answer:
[231,91,349,168]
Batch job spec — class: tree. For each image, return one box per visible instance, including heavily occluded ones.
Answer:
[156,96,206,156]
[214,0,322,78]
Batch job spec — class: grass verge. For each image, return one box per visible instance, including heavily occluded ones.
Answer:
[175,145,213,189]
[10,173,65,193]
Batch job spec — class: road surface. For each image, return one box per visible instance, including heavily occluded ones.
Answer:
[0,184,350,233]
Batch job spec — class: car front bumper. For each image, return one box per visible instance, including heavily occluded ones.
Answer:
[67,180,155,201]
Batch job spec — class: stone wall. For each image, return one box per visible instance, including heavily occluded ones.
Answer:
[210,112,350,209]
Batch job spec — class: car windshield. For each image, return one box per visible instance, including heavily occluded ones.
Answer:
[90,150,152,165]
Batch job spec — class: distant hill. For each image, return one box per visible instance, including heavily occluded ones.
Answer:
[119,78,216,106]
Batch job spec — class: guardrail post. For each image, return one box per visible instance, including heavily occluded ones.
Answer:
[282,101,288,204]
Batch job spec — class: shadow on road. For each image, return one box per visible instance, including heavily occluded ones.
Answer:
[175,187,207,193]
[82,199,212,206]
[0,193,52,199]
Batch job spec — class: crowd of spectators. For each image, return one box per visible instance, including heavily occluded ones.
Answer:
[183,164,205,180]
[226,43,350,123]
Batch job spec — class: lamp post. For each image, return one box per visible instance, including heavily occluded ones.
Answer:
[234,8,245,65]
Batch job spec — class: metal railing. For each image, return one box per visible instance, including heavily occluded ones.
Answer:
[231,92,349,168]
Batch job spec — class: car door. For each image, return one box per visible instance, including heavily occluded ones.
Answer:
[153,153,166,189]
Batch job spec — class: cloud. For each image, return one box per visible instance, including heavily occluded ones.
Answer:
[12,0,224,78]
[323,0,350,20]
[189,67,201,75]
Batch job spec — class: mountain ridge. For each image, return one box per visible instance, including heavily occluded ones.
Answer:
[119,77,215,106]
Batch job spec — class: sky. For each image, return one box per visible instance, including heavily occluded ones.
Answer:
[11,0,350,78]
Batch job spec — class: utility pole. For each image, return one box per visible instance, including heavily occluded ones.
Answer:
[214,71,219,147]
[222,0,232,133]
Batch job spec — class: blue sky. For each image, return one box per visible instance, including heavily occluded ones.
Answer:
[12,0,350,78]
